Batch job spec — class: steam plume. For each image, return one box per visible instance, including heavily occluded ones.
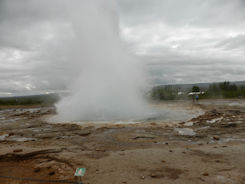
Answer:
[55,0,149,121]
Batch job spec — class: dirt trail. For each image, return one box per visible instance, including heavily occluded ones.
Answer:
[0,100,245,184]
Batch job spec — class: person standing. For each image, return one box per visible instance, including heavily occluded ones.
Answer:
[195,94,199,102]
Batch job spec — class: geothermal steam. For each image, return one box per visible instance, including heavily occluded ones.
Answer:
[55,0,149,121]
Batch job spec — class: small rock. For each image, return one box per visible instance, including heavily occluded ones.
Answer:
[8,132,14,136]
[169,150,173,152]
[141,175,145,179]
[213,136,220,140]
[202,173,209,176]
[198,177,205,182]
[77,131,91,136]
[34,167,41,173]
[13,149,23,153]
[161,160,166,163]
[48,171,55,176]
[150,173,157,178]
[96,149,106,152]
[132,135,155,140]
[223,123,237,128]
[150,172,164,178]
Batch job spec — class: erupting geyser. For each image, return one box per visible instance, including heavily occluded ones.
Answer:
[55,0,150,121]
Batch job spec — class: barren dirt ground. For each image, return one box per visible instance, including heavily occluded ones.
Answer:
[0,100,245,184]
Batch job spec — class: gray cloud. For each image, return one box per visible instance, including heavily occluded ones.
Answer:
[118,0,245,27]
[0,1,73,95]
[118,0,245,85]
[0,0,245,96]
[215,34,245,50]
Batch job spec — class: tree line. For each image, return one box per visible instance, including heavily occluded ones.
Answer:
[151,81,245,100]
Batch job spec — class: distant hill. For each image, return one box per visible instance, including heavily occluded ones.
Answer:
[0,93,60,106]
[152,80,245,100]
[157,81,245,90]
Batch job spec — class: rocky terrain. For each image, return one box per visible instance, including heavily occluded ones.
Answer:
[0,100,245,184]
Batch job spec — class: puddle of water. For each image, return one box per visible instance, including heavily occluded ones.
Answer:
[206,117,223,124]
[228,101,245,107]
[174,128,196,136]
[200,99,245,107]
[184,122,194,126]
[0,134,9,141]
[9,137,37,142]
[215,175,234,183]
[196,126,210,130]
[222,138,245,143]
[0,134,37,142]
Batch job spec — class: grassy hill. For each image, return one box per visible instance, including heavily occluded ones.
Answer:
[0,94,60,106]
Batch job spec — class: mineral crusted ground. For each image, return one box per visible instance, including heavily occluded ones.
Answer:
[0,100,245,184]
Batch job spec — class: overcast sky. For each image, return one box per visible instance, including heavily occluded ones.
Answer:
[0,0,245,96]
